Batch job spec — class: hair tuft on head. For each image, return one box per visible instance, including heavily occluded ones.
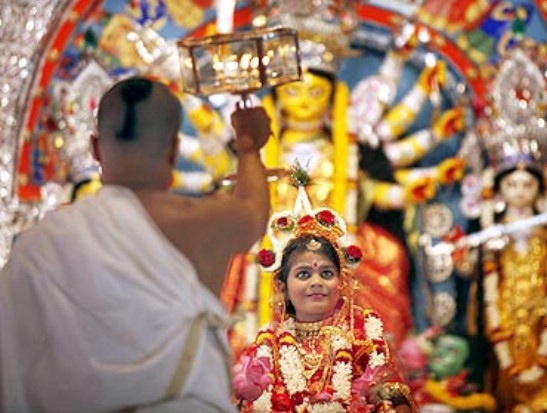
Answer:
[116,77,153,141]
[120,78,153,104]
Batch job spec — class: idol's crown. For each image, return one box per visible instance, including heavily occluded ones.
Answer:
[479,48,546,174]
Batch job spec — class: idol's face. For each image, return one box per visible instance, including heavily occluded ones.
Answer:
[276,71,333,122]
[284,250,340,322]
[499,169,539,209]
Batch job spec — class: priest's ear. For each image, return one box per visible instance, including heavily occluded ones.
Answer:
[167,132,181,167]
[90,133,101,163]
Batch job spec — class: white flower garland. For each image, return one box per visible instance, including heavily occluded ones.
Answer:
[248,315,389,412]
[253,389,273,413]
[332,361,352,400]
[277,320,353,409]
[365,316,384,340]
[279,344,307,394]
[331,334,351,352]
[256,343,272,359]
[369,350,386,369]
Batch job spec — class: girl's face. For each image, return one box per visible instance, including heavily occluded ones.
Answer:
[499,169,539,209]
[284,249,341,322]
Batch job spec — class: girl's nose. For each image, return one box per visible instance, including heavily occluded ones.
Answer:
[309,273,324,286]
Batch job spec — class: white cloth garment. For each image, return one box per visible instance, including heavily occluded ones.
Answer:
[0,186,237,413]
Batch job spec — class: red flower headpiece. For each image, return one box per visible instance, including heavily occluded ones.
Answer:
[257,205,362,272]
[256,163,363,272]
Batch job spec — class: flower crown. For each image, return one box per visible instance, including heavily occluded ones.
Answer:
[257,165,363,272]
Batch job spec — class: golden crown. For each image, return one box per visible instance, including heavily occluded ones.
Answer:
[253,0,359,74]
[479,47,546,174]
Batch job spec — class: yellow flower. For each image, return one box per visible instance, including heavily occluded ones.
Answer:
[405,177,436,203]
[335,350,353,362]
[257,331,275,345]
[437,158,465,184]
[279,334,297,346]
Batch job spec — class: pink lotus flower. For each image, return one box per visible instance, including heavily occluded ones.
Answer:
[349,398,375,413]
[233,355,273,402]
[351,364,393,402]
[361,364,392,386]
[349,378,375,413]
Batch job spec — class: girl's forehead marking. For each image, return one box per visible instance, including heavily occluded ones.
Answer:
[289,253,336,270]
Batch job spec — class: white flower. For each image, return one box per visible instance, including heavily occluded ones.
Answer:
[253,389,272,413]
[283,317,296,334]
[257,344,272,360]
[369,350,386,368]
[279,345,306,394]
[308,401,346,413]
[332,361,352,401]
[295,404,308,413]
[331,334,350,352]
[365,316,384,340]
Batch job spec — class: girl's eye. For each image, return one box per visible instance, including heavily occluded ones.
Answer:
[295,271,310,280]
[321,270,336,279]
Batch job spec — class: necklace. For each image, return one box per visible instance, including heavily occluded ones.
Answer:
[294,320,327,381]
[294,320,323,341]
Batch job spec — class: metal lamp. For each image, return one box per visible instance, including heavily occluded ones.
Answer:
[178,27,301,108]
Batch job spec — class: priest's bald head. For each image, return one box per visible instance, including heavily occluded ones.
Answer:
[93,77,182,189]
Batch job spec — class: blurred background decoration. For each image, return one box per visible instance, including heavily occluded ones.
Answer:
[0,1,545,410]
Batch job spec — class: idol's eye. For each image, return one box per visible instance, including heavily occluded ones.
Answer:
[310,86,325,98]
[283,87,299,97]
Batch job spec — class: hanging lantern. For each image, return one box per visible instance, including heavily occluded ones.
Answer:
[178,27,301,106]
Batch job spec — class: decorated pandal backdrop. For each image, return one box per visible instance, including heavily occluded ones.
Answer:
[0,0,546,411]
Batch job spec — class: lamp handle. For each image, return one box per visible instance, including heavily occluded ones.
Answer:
[237,93,254,110]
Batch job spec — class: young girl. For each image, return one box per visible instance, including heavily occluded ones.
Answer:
[233,177,417,412]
